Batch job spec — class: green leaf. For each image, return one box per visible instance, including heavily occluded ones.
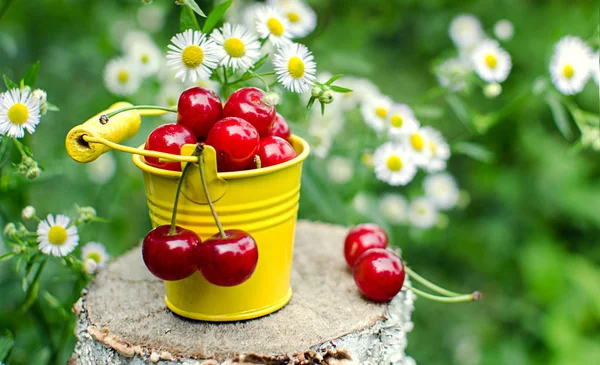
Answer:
[324,74,343,86]
[250,54,269,71]
[330,85,353,93]
[184,0,206,17]
[545,94,572,139]
[320,101,325,116]
[180,6,200,32]
[0,252,14,262]
[202,0,232,34]
[3,74,18,90]
[45,102,59,112]
[23,61,40,87]
[453,141,495,163]
[0,331,14,361]
[446,95,472,131]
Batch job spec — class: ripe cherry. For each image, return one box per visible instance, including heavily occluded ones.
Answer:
[256,136,297,168]
[222,87,275,137]
[196,229,259,286]
[353,248,405,302]
[344,223,388,268]
[269,113,291,140]
[142,225,200,281]
[177,87,223,138]
[205,117,260,172]
[144,123,197,171]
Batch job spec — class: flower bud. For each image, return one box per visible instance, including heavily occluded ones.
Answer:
[483,83,502,98]
[32,89,47,104]
[83,258,98,275]
[3,223,17,237]
[318,90,334,104]
[22,206,36,220]
[311,84,323,98]
[77,206,97,224]
[262,92,280,107]
[22,156,36,168]
[26,167,41,180]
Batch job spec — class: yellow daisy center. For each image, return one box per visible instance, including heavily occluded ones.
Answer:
[224,38,246,58]
[417,207,426,215]
[386,155,403,171]
[391,114,403,128]
[117,71,129,84]
[48,226,68,245]
[267,18,285,36]
[181,45,204,68]
[485,54,497,69]
[87,252,102,263]
[287,12,300,23]
[141,54,149,64]
[411,134,424,151]
[288,56,305,78]
[562,65,574,79]
[375,107,387,118]
[7,103,29,125]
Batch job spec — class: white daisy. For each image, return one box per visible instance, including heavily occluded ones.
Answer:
[435,58,471,92]
[326,156,354,184]
[590,51,599,85]
[103,58,142,96]
[127,40,162,77]
[273,42,317,93]
[373,142,417,186]
[471,39,512,83]
[255,6,293,47]
[211,23,261,71]
[494,19,514,41]
[387,104,420,139]
[81,242,110,268]
[166,29,220,83]
[379,193,408,225]
[352,192,370,215]
[86,152,117,185]
[269,0,317,38]
[449,14,484,49]
[404,128,434,167]
[423,173,459,210]
[360,93,393,133]
[407,197,438,229]
[0,88,41,139]
[420,126,450,173]
[36,214,79,257]
[549,36,593,95]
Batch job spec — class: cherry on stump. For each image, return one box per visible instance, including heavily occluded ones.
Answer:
[72,221,416,364]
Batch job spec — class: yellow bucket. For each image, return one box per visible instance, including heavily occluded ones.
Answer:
[65,102,310,321]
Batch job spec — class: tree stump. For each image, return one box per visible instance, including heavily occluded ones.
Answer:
[72,221,416,364]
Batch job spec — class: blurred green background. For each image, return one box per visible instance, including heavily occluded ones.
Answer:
[1,0,599,364]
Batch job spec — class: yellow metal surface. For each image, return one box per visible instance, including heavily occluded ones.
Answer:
[132,135,310,321]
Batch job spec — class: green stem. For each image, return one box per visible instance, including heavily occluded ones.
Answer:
[404,283,481,303]
[197,146,226,239]
[222,66,231,99]
[11,138,29,157]
[20,258,48,313]
[169,162,193,236]
[104,105,177,119]
[405,266,462,297]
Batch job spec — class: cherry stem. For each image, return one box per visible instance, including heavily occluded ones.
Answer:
[404,283,482,303]
[196,145,226,239]
[254,155,261,169]
[169,161,193,236]
[404,266,462,297]
[103,105,177,119]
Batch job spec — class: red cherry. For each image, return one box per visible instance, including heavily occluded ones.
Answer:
[257,136,296,168]
[353,249,405,302]
[223,87,275,136]
[344,223,388,268]
[177,87,223,138]
[144,123,197,171]
[205,117,260,172]
[269,113,291,140]
[196,229,259,286]
[142,225,200,281]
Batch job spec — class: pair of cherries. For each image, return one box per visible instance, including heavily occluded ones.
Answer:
[145,87,296,172]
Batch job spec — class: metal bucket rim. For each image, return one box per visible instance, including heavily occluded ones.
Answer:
[132,134,310,180]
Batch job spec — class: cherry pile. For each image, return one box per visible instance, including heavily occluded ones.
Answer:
[145,86,297,172]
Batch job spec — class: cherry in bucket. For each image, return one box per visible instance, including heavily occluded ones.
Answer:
[223,87,276,137]
[206,117,260,172]
[256,136,296,168]
[177,87,223,138]
[344,223,388,268]
[144,123,196,171]
[269,113,291,140]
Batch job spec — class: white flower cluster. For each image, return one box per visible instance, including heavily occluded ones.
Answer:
[437,14,513,98]
[549,35,597,95]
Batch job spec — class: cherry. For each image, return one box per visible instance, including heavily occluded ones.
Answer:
[353,248,405,302]
[222,87,275,137]
[269,113,291,140]
[205,117,260,172]
[256,136,297,168]
[144,123,196,171]
[177,87,223,138]
[344,223,388,268]
[142,225,200,281]
[196,229,259,286]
